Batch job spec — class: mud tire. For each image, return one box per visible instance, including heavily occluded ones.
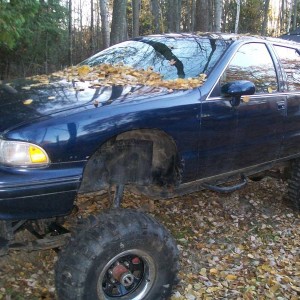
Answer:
[55,209,179,300]
[287,159,300,211]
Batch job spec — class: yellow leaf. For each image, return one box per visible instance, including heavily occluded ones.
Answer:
[270,283,280,293]
[77,65,92,76]
[242,95,250,103]
[226,274,237,280]
[261,264,272,272]
[23,99,33,105]
[209,268,218,275]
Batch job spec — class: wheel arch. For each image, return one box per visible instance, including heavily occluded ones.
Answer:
[79,128,183,194]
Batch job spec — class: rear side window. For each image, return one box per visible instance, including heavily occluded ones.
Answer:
[274,45,300,91]
[220,43,278,94]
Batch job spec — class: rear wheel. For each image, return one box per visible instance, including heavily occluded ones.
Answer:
[287,159,300,211]
[55,209,179,300]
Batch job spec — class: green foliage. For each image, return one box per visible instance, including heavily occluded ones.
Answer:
[0,0,69,78]
[126,0,161,37]
[140,0,156,35]
[0,0,39,49]
[16,0,69,70]
[239,0,264,34]
[223,0,238,33]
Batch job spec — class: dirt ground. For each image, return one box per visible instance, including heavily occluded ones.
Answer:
[0,177,299,300]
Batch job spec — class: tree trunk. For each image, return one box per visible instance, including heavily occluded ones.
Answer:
[110,0,127,45]
[261,0,270,35]
[177,0,182,32]
[68,0,73,65]
[100,0,110,49]
[234,0,240,34]
[90,0,94,54]
[293,0,298,30]
[214,0,222,32]
[182,0,193,31]
[151,0,160,33]
[132,0,140,37]
[208,0,213,31]
[279,0,284,34]
[79,0,84,59]
[96,1,101,50]
[191,0,196,31]
[167,0,181,32]
[287,0,293,32]
[195,0,209,31]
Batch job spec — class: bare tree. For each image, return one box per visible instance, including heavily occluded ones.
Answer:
[100,0,110,48]
[110,0,127,45]
[287,0,293,32]
[182,0,195,31]
[151,0,160,33]
[177,0,182,31]
[79,0,84,58]
[195,0,210,32]
[95,1,101,49]
[68,0,73,65]
[132,0,141,37]
[293,0,298,30]
[90,0,94,53]
[214,0,222,32]
[281,0,285,32]
[261,0,270,35]
[235,0,241,34]
[167,0,182,32]
[191,0,196,31]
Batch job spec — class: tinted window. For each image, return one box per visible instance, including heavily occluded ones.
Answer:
[274,45,300,91]
[81,37,231,80]
[220,43,278,94]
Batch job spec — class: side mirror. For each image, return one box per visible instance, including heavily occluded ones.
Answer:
[221,80,255,107]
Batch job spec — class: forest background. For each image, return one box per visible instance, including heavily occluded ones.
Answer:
[0,0,299,80]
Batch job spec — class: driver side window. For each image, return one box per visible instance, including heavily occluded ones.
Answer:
[220,43,278,95]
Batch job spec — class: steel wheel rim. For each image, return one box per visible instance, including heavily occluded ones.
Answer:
[97,249,156,300]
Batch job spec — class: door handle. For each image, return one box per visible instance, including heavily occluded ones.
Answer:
[277,101,285,110]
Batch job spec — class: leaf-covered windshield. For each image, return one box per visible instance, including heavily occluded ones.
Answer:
[81,35,231,80]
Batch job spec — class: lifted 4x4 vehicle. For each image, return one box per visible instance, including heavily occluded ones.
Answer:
[1,33,300,299]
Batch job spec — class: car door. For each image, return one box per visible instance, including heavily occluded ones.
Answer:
[272,44,300,159]
[199,42,285,178]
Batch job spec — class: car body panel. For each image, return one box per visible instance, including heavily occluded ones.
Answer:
[1,33,300,220]
[0,162,83,219]
[282,92,300,157]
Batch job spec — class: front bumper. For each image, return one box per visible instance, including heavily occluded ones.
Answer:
[0,162,84,220]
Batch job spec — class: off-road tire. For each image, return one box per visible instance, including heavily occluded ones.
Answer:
[55,209,179,300]
[287,159,300,211]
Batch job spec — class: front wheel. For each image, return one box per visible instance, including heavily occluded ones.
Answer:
[55,209,179,300]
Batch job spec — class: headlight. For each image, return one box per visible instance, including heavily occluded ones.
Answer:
[0,139,50,166]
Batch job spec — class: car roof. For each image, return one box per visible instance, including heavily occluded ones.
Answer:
[138,32,300,48]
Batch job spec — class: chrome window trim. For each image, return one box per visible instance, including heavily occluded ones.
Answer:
[207,92,300,102]
[206,41,280,101]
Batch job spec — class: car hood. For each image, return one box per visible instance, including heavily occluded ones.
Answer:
[0,77,171,133]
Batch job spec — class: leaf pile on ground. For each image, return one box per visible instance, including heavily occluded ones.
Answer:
[24,64,206,91]
[0,177,299,299]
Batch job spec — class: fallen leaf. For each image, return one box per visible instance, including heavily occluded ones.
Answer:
[23,99,33,105]
[226,274,237,281]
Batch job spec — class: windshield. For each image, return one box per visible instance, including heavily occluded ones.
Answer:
[81,36,231,80]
